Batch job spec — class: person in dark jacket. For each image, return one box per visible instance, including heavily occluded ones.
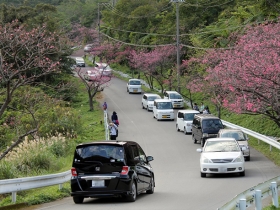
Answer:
[111,111,119,125]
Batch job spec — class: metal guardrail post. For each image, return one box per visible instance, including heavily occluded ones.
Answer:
[271,182,279,207]
[238,199,247,210]
[12,192,16,203]
[254,190,262,210]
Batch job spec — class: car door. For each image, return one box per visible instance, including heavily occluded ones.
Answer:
[177,111,184,130]
[192,118,201,141]
[142,95,147,108]
[129,144,144,191]
[137,144,153,189]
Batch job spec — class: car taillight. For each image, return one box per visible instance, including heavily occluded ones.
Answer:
[121,166,129,175]
[71,167,77,177]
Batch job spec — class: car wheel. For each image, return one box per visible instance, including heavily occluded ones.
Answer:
[126,181,137,202]
[176,124,180,131]
[142,103,145,109]
[192,135,197,144]
[73,196,84,204]
[147,106,149,111]
[127,88,128,92]
[146,177,154,194]
[246,156,250,161]
[201,172,206,178]
[184,127,187,135]
[240,171,245,176]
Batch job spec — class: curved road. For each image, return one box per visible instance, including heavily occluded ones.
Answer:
[28,77,280,210]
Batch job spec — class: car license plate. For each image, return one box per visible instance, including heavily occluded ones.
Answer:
[220,167,227,173]
[133,89,137,92]
[92,180,104,187]
[162,116,167,118]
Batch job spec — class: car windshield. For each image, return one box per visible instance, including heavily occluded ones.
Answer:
[75,145,124,160]
[158,102,172,109]
[129,80,141,85]
[202,119,223,129]
[148,96,160,101]
[204,140,240,152]
[169,93,182,99]
[184,113,196,121]
[220,131,246,141]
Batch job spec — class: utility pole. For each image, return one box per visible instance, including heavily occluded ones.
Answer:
[171,0,184,93]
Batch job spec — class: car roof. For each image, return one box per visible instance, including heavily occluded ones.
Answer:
[166,91,180,94]
[194,114,220,119]
[76,140,137,147]
[129,78,141,81]
[143,93,161,97]
[154,99,172,102]
[178,109,200,114]
[219,128,243,132]
[75,57,84,61]
[206,137,237,142]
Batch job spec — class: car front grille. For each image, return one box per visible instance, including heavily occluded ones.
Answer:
[211,159,233,163]
[227,168,236,171]
[209,168,218,172]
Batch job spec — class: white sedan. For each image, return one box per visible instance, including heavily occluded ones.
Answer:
[197,138,245,178]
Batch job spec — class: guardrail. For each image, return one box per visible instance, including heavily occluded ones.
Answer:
[217,176,280,210]
[222,120,280,150]
[0,170,71,203]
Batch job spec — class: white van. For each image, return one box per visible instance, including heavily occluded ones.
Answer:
[163,91,184,108]
[75,57,85,67]
[142,93,161,111]
[153,99,174,121]
[127,79,142,94]
[176,110,200,134]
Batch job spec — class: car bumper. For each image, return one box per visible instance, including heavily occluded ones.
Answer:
[200,162,245,174]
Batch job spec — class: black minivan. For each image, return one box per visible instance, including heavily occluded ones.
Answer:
[192,114,224,147]
[71,141,155,203]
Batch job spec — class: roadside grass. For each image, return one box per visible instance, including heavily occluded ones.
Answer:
[0,81,106,208]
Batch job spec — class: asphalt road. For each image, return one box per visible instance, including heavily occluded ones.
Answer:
[25,76,280,210]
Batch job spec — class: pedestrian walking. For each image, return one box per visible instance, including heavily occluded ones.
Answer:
[193,103,199,111]
[103,102,107,111]
[199,102,205,113]
[111,111,119,125]
[109,122,118,140]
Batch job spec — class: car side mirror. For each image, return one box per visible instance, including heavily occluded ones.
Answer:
[146,156,154,162]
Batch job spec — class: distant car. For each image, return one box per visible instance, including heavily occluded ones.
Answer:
[84,44,93,52]
[176,110,200,134]
[127,79,142,94]
[84,70,100,81]
[71,140,155,203]
[163,91,184,108]
[218,129,250,161]
[75,57,85,67]
[196,137,245,178]
[94,62,112,76]
[142,93,161,111]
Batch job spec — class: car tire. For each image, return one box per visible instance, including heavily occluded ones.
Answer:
[147,106,149,111]
[142,103,145,109]
[201,172,206,178]
[126,181,137,202]
[240,171,245,176]
[73,196,84,204]
[146,177,154,194]
[246,156,250,161]
[192,135,197,144]
[184,127,187,135]
[176,124,180,131]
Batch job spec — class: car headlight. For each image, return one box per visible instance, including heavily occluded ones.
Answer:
[201,156,212,163]
[202,133,209,138]
[233,155,244,162]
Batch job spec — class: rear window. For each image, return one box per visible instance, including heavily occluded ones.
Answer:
[74,144,125,161]
[202,119,223,129]
[184,113,196,121]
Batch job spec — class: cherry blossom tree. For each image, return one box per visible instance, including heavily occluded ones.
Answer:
[0,20,62,119]
[190,20,280,126]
